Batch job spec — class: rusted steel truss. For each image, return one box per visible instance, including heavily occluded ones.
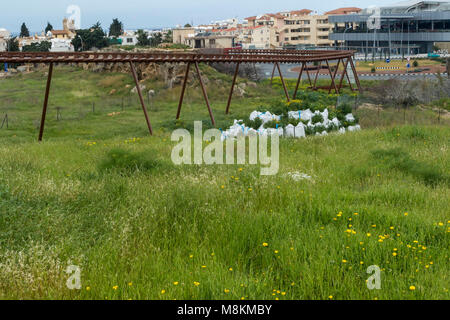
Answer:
[0,50,360,141]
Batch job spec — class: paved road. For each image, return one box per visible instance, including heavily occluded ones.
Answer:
[258,63,447,81]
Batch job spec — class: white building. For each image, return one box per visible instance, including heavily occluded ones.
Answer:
[119,31,138,46]
[0,28,10,52]
[50,38,74,52]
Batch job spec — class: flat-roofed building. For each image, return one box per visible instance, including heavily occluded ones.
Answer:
[0,28,10,52]
[329,1,450,55]
[173,27,196,47]
[245,9,336,48]
[191,32,236,49]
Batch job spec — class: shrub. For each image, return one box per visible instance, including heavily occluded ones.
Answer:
[314,125,326,134]
[371,148,448,186]
[279,116,300,127]
[371,67,376,73]
[98,148,163,175]
[305,126,314,135]
[244,117,263,130]
[327,123,339,132]
[311,114,324,124]
[337,103,352,115]
[413,60,419,68]
[270,101,290,115]
[328,110,338,120]
[264,120,281,129]
[300,101,312,111]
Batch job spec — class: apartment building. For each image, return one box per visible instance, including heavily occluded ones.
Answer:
[172,8,360,50]
[245,9,336,48]
[207,25,273,49]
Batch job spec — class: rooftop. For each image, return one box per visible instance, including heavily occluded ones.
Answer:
[361,1,450,14]
[325,7,362,15]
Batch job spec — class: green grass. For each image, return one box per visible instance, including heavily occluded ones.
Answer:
[0,67,449,300]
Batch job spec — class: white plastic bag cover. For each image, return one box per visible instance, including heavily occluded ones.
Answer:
[295,123,306,138]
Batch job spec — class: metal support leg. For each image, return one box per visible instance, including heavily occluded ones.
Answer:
[130,61,153,135]
[38,62,53,142]
[276,62,290,102]
[328,59,341,94]
[313,61,322,90]
[226,62,240,114]
[337,58,350,93]
[176,62,191,119]
[342,59,354,92]
[305,65,312,86]
[270,63,276,84]
[349,57,362,92]
[326,60,339,94]
[194,62,216,126]
[293,62,305,100]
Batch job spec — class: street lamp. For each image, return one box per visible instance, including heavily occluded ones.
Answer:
[341,27,352,51]
[76,34,85,51]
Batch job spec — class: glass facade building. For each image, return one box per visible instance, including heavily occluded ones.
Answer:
[329,1,450,55]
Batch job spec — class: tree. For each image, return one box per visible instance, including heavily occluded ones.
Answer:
[163,30,173,43]
[45,22,53,34]
[71,23,109,51]
[136,29,150,46]
[150,32,163,47]
[184,24,192,28]
[109,18,123,38]
[20,23,30,38]
[6,37,19,52]
[22,41,52,52]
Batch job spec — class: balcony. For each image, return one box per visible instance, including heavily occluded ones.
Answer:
[330,31,450,42]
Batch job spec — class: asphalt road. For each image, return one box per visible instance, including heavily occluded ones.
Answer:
[258,63,446,81]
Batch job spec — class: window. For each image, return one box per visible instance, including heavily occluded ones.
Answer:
[209,39,216,45]
[127,38,133,43]
[291,28,310,33]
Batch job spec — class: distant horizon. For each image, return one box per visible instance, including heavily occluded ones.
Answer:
[2,0,397,33]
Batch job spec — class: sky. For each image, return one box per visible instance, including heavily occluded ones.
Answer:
[4,0,398,33]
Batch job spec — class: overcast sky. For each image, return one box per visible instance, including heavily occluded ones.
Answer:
[4,0,397,33]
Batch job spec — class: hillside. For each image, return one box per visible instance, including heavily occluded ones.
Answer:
[0,66,449,300]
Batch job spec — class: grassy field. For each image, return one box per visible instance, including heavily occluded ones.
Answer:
[355,58,444,72]
[0,66,449,300]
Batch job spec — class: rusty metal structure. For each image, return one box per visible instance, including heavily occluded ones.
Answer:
[0,50,361,141]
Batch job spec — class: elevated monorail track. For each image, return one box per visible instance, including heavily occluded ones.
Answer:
[0,49,361,141]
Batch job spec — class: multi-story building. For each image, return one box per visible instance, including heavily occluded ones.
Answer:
[172,8,363,50]
[245,9,337,48]
[329,1,450,55]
